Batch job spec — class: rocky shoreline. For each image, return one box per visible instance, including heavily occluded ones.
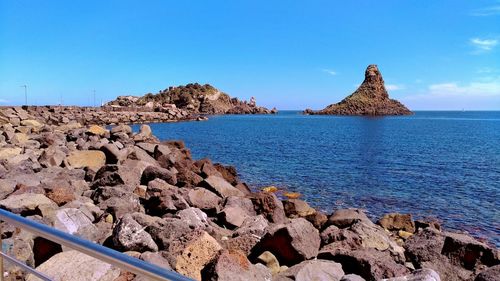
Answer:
[0,107,498,281]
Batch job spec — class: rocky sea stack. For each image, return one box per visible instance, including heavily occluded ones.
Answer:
[306,65,412,116]
[107,83,277,115]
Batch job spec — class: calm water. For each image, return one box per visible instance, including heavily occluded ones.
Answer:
[135,111,500,245]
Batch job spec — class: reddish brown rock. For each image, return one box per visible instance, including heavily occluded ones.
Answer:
[378,213,416,233]
[201,249,272,281]
[249,192,287,224]
[308,65,412,116]
[251,218,320,266]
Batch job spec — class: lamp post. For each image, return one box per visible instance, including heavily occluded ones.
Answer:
[21,85,27,105]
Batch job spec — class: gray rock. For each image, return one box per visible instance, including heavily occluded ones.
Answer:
[141,165,177,186]
[218,206,250,229]
[341,274,366,281]
[382,269,440,281]
[186,188,221,213]
[328,209,373,228]
[139,251,172,270]
[112,214,158,252]
[175,207,209,229]
[26,250,120,281]
[234,215,269,238]
[278,260,344,281]
[52,208,99,241]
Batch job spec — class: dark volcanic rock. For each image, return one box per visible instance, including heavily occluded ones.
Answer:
[308,65,412,116]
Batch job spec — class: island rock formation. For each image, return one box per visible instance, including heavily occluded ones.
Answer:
[305,65,412,115]
[107,83,277,115]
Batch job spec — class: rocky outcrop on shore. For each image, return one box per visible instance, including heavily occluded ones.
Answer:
[106,83,278,115]
[305,65,412,116]
[0,112,498,280]
[0,105,200,127]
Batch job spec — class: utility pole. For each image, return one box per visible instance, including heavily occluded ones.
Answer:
[93,89,96,107]
[21,85,27,105]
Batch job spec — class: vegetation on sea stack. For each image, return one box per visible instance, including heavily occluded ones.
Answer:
[107,83,277,115]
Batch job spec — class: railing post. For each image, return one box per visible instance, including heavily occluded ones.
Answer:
[0,222,4,281]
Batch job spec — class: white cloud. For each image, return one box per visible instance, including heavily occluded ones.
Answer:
[401,77,500,110]
[476,67,497,74]
[428,79,500,97]
[322,69,337,76]
[0,99,9,104]
[470,38,498,52]
[385,84,405,91]
[471,5,500,16]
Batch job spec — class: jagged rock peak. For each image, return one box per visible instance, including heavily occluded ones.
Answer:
[305,65,412,116]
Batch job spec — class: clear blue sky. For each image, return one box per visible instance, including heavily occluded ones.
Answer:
[1,1,499,110]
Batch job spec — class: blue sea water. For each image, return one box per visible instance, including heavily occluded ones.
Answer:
[134,111,500,246]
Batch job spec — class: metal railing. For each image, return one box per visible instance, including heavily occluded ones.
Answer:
[0,208,194,281]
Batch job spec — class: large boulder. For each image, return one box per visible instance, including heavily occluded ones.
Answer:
[165,229,222,281]
[201,249,272,281]
[349,221,405,262]
[0,193,56,215]
[327,209,373,228]
[251,218,320,266]
[201,176,244,198]
[249,192,287,224]
[318,248,409,281]
[278,260,345,281]
[87,125,108,136]
[52,208,99,241]
[175,207,209,229]
[186,188,222,214]
[381,269,441,281]
[283,199,316,218]
[65,150,106,171]
[112,214,158,252]
[140,165,177,186]
[26,251,120,281]
[474,265,500,281]
[38,146,66,168]
[441,232,499,270]
[0,147,23,159]
[405,228,473,281]
[378,213,416,233]
[234,215,269,238]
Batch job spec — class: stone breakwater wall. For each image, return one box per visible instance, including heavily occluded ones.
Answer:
[0,109,498,280]
[0,106,200,127]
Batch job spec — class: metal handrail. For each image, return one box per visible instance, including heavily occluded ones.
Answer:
[0,208,194,281]
[0,252,52,281]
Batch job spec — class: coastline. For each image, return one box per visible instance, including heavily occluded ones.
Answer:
[0,106,498,281]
